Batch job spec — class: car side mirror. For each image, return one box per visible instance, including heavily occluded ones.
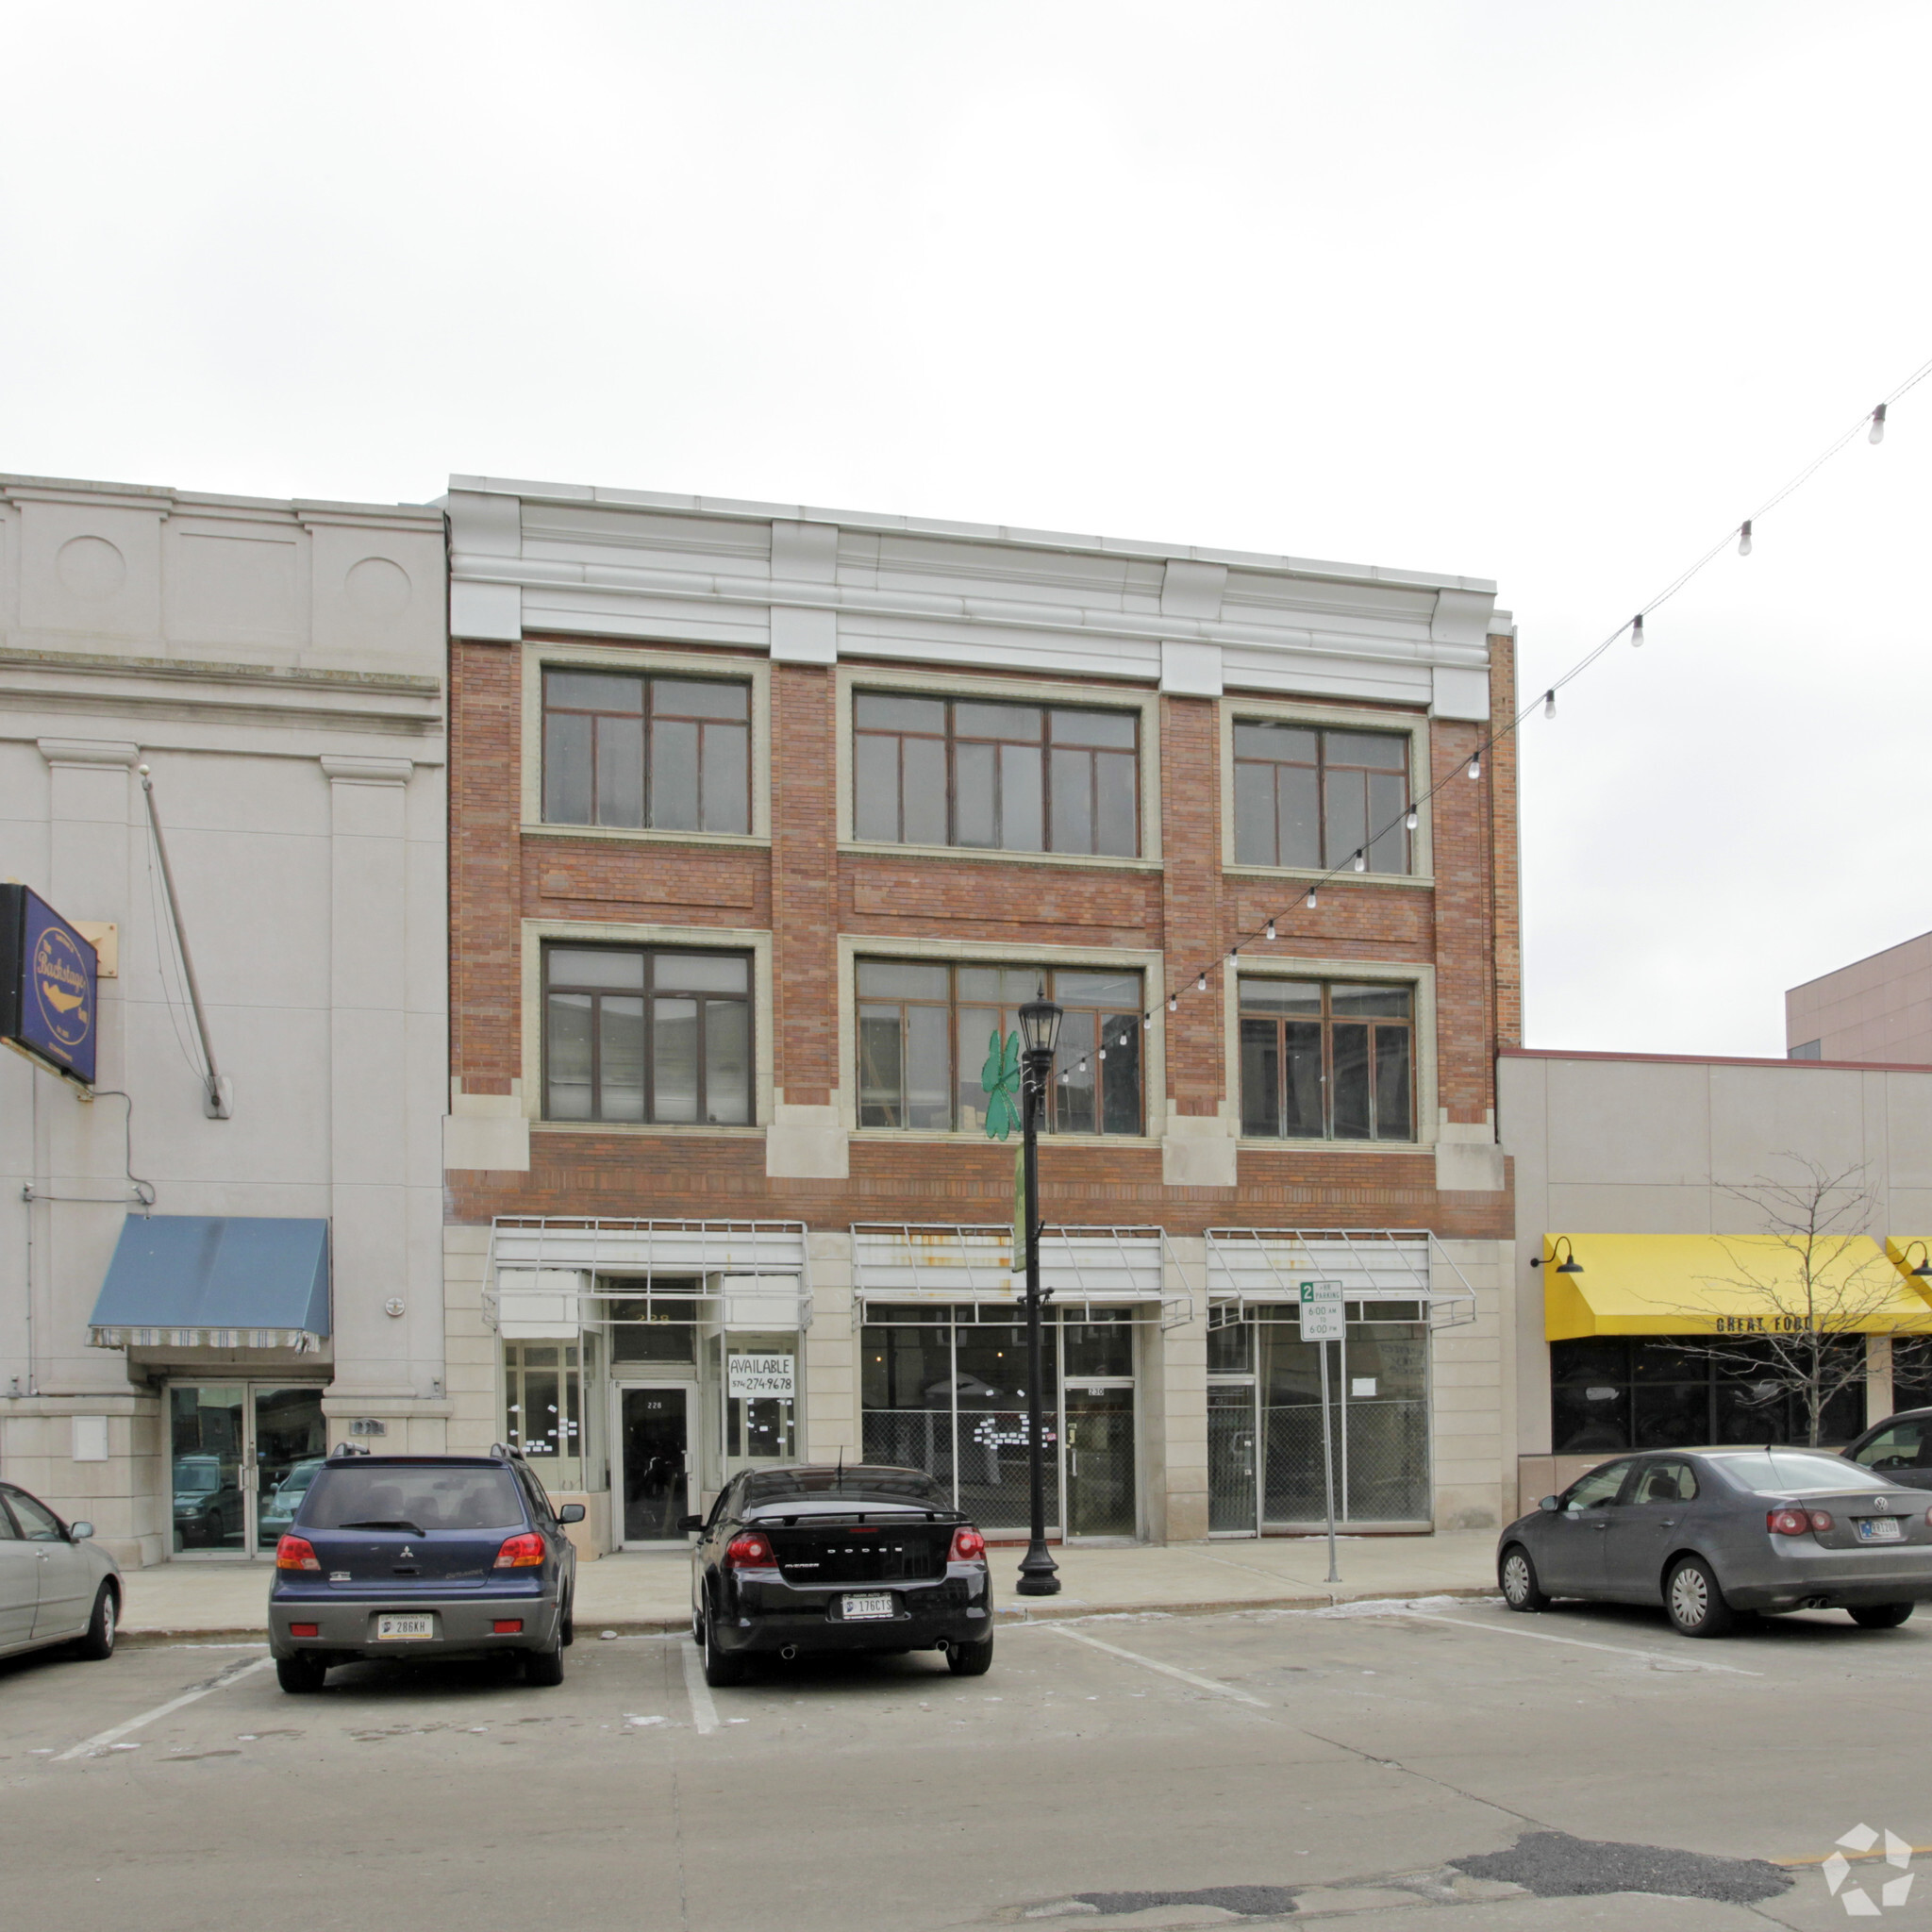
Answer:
[557,1504,586,1524]
[1537,1495,1559,1513]
[678,1514,704,1533]
[69,1521,94,1541]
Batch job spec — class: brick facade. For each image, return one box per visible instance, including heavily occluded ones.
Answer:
[448,642,1517,1240]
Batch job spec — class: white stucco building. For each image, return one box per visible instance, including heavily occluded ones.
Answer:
[0,473,448,1566]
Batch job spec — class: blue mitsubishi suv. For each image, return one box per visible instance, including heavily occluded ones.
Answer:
[268,1445,581,1692]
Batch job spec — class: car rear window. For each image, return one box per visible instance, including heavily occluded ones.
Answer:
[743,1467,947,1508]
[299,1464,526,1532]
[1706,1451,1879,1495]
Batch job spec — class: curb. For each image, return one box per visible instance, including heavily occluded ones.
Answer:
[118,1586,1500,1649]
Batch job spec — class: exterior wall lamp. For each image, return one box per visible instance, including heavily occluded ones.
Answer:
[1531,1237,1583,1274]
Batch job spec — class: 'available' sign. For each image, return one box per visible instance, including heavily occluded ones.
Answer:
[727,1353,795,1399]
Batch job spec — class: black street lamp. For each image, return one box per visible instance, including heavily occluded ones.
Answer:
[1014,988,1063,1597]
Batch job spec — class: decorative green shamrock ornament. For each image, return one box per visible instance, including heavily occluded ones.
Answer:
[980,1027,1022,1141]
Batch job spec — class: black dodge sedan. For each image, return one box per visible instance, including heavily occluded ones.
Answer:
[687,1464,993,1684]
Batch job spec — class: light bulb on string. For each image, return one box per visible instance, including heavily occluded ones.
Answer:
[1167,994,1177,1013]
[1404,808,1418,832]
[1265,920,1275,941]
[1195,973,1207,992]
[1306,889,1317,909]
[1141,1014,1151,1030]
[1098,1048,1107,1060]
[1738,521,1753,557]
[1467,755,1481,780]
[1871,404,1888,445]
[1630,614,1644,648]
[1351,848,1366,873]
[1542,689,1557,721]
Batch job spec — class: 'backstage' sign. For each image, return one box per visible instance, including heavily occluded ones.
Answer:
[0,884,99,1088]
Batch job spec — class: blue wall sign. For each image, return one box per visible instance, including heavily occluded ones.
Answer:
[0,884,100,1088]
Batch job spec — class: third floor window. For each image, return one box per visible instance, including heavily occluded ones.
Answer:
[854,693,1139,857]
[542,668,751,834]
[1232,722,1410,873]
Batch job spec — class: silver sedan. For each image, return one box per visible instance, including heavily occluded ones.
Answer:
[1498,1446,1932,1638]
[0,1482,122,1664]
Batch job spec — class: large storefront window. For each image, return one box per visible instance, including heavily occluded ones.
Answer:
[503,1338,603,1489]
[1238,978,1414,1142]
[860,1306,1140,1536]
[1207,1304,1430,1531]
[1549,1337,1867,1454]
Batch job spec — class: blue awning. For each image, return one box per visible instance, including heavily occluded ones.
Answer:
[89,1216,330,1351]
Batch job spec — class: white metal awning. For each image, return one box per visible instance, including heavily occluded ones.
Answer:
[484,1218,811,1336]
[849,1224,1193,1327]
[1204,1228,1477,1329]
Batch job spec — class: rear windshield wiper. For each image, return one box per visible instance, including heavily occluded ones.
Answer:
[336,1519,426,1536]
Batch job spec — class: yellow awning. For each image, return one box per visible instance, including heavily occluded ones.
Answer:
[1542,1233,1932,1341]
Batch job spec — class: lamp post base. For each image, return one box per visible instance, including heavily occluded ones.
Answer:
[1015,1541,1061,1596]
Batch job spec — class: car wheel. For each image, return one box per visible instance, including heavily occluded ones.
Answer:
[525,1636,565,1687]
[944,1634,994,1676]
[1666,1557,1737,1639]
[701,1609,746,1687]
[1499,1545,1548,1612]
[1850,1603,1915,1629]
[276,1655,327,1693]
[74,1583,118,1660]
[691,1604,704,1648]
[559,1591,575,1649]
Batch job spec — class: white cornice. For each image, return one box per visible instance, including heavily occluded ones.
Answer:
[449,474,1495,595]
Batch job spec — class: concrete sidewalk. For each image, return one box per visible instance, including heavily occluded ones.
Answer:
[116,1532,1502,1644]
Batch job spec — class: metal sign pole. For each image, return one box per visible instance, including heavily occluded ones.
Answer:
[1318,1336,1340,1584]
[1300,1279,1343,1585]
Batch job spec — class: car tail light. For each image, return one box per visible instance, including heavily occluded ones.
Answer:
[724,1532,776,1569]
[276,1535,321,1572]
[949,1526,988,1562]
[491,1619,525,1634]
[1767,1507,1811,1537]
[1807,1510,1835,1533]
[289,1623,320,1639]
[492,1532,545,1569]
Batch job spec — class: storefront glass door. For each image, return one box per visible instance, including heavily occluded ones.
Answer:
[615,1384,693,1544]
[169,1382,326,1558]
[1064,1386,1136,1537]
[1207,1305,1432,1533]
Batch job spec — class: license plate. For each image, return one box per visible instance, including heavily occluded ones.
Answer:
[841,1592,894,1621]
[375,1613,436,1640]
[1857,1518,1905,1542]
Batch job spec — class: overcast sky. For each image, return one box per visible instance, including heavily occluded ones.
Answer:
[4,3,1926,1059]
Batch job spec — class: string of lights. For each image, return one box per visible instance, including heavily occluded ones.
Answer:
[1058,354,1932,1084]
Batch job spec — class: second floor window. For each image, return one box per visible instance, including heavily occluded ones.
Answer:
[1239,977,1413,1141]
[1232,722,1410,873]
[854,694,1139,857]
[542,669,750,834]
[544,946,752,1124]
[857,961,1143,1134]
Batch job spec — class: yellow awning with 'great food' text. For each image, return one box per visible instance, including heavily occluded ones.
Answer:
[1542,1233,1932,1342]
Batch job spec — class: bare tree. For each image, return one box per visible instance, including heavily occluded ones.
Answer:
[1665,1158,1902,1447]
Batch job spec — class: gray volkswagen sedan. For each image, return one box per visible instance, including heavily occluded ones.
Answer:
[0,1481,121,1663]
[1498,1447,1932,1638]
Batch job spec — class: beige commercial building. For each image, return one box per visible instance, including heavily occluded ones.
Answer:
[0,473,448,1567]
[1788,932,1932,1066]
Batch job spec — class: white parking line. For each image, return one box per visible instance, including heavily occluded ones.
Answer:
[55,1655,275,1761]
[1391,1610,1764,1676]
[680,1639,720,1735]
[1046,1624,1271,1706]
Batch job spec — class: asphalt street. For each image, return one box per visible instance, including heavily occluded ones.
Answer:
[2,1595,1924,1931]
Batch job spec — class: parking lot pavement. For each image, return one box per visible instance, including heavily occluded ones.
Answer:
[4,1599,1925,1931]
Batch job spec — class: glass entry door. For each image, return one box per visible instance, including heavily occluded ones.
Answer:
[169,1383,326,1558]
[616,1385,692,1543]
[1064,1386,1136,1538]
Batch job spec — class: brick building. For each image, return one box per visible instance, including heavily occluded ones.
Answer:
[441,477,1520,1551]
